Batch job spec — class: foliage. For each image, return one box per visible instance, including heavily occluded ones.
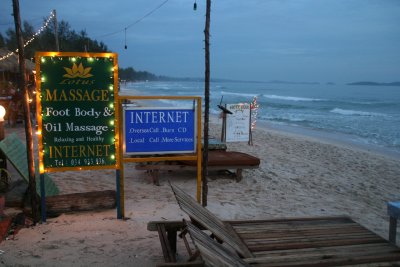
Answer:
[0,168,11,193]
[119,67,159,81]
[0,33,5,47]
[2,19,108,59]
[2,18,163,81]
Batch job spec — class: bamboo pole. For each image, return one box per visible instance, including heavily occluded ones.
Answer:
[12,0,39,223]
[202,0,211,207]
[53,10,60,52]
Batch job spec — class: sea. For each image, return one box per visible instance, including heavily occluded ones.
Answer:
[121,80,400,158]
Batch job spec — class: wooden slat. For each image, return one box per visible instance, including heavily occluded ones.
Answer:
[245,242,400,266]
[235,224,368,238]
[171,184,253,258]
[186,221,250,267]
[230,217,356,232]
[246,237,385,252]
[254,243,399,261]
[147,220,185,232]
[239,228,373,241]
[156,263,204,267]
[227,216,353,225]
[244,252,400,267]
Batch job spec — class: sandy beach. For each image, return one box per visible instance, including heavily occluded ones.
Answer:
[0,118,400,267]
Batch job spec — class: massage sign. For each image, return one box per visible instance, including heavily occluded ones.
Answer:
[36,52,119,171]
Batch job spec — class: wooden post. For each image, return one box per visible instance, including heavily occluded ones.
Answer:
[12,0,39,223]
[220,113,226,142]
[53,10,60,51]
[202,0,211,207]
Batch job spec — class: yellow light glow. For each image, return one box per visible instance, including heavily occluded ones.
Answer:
[110,120,114,126]
[109,103,114,109]
[111,155,115,160]
[39,165,44,173]
[41,77,45,82]
[36,130,42,135]
[109,85,113,90]
[0,105,5,122]
[88,57,94,62]
[71,57,76,62]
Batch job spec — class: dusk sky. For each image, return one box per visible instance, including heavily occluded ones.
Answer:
[1,0,399,83]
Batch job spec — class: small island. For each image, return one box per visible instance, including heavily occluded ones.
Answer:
[347,81,400,86]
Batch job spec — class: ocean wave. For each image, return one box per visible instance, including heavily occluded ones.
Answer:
[220,91,258,98]
[262,94,324,102]
[261,114,310,123]
[330,108,386,117]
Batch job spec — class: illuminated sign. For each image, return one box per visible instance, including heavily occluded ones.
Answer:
[226,103,251,142]
[36,52,119,171]
[124,107,196,154]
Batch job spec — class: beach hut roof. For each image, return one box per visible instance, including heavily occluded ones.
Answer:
[0,47,35,72]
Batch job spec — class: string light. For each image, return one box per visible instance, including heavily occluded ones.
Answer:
[250,96,259,130]
[0,10,55,61]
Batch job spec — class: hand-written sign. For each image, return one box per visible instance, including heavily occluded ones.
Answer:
[226,103,251,142]
[36,52,118,170]
[124,107,196,154]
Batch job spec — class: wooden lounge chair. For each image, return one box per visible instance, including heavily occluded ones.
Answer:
[149,184,400,266]
[136,150,260,185]
[0,133,59,197]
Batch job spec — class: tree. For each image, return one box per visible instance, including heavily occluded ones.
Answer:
[0,33,5,47]
[3,19,108,54]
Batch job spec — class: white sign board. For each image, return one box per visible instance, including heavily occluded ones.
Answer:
[225,103,251,142]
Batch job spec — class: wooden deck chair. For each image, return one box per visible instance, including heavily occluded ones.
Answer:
[170,183,253,258]
[170,184,400,267]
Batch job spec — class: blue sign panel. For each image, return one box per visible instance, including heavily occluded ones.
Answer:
[124,107,196,154]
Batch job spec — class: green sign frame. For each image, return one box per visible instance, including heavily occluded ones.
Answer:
[35,52,119,172]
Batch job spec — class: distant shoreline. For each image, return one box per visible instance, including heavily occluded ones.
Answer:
[124,79,400,87]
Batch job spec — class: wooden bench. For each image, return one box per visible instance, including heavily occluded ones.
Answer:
[149,184,400,266]
[136,150,260,185]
